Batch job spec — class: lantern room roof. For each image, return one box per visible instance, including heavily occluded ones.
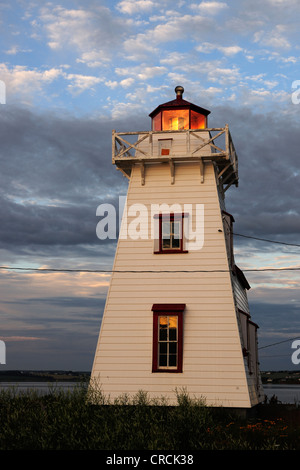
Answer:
[149,86,211,118]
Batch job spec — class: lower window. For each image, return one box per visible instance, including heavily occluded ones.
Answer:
[153,213,189,254]
[152,304,185,373]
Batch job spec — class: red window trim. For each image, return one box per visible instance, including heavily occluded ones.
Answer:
[153,213,189,254]
[152,303,185,373]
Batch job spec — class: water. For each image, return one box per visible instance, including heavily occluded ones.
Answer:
[0,381,80,394]
[0,382,300,404]
[263,384,300,404]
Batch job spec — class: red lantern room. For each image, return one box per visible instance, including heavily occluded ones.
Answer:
[149,86,211,131]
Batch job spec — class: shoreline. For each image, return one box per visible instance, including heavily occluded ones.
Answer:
[0,370,90,382]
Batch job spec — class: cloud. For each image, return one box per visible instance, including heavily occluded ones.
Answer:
[190,1,229,15]
[120,77,135,88]
[5,45,32,55]
[0,63,62,103]
[115,65,167,81]
[244,74,278,89]
[39,5,130,61]
[266,0,299,5]
[122,13,215,60]
[1,0,300,371]
[0,105,150,259]
[76,50,111,68]
[110,101,146,120]
[196,42,243,56]
[250,301,300,369]
[1,100,299,266]
[116,0,156,15]
[254,25,291,49]
[105,80,118,89]
[152,14,213,43]
[160,51,187,65]
[2,336,46,342]
[123,34,160,61]
[65,73,104,94]
[0,268,107,369]
[0,63,106,103]
[219,45,243,56]
[40,6,92,50]
[173,60,242,85]
[211,106,300,245]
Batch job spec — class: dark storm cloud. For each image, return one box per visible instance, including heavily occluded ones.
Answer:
[251,302,300,336]
[210,105,300,244]
[1,292,106,369]
[2,295,103,310]
[0,102,299,258]
[1,105,125,200]
[0,105,148,254]
[250,301,300,370]
[1,100,299,370]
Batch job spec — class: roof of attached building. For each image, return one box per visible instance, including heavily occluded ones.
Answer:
[234,265,251,290]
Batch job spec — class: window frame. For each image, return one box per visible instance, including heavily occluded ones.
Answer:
[158,138,173,156]
[153,213,189,254]
[152,303,185,373]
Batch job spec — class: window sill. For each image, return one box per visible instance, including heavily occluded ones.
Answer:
[154,250,188,254]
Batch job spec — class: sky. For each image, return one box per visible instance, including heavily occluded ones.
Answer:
[0,0,300,372]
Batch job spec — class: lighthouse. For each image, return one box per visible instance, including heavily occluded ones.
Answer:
[91,87,263,409]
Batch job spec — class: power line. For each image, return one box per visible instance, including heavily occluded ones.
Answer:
[0,266,300,273]
[259,354,294,358]
[258,337,300,350]
[234,232,300,248]
[0,232,299,274]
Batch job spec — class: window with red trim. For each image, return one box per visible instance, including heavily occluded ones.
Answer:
[153,213,188,254]
[152,304,185,373]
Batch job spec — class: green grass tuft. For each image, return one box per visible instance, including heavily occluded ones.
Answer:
[0,384,299,450]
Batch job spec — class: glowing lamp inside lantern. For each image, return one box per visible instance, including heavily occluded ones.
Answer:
[150,86,210,132]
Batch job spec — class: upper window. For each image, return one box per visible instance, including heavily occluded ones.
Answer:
[158,138,172,156]
[152,304,185,373]
[153,213,189,254]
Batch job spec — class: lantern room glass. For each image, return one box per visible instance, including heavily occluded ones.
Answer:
[152,109,206,131]
[190,110,206,129]
[162,109,189,131]
[152,112,162,131]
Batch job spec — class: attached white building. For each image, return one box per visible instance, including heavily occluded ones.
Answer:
[91,86,264,408]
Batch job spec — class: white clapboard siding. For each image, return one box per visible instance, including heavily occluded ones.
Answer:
[136,131,214,158]
[91,153,263,408]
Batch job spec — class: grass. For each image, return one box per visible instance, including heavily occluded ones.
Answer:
[0,382,300,450]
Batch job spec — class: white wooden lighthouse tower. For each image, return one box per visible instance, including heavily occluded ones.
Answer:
[91,86,263,409]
